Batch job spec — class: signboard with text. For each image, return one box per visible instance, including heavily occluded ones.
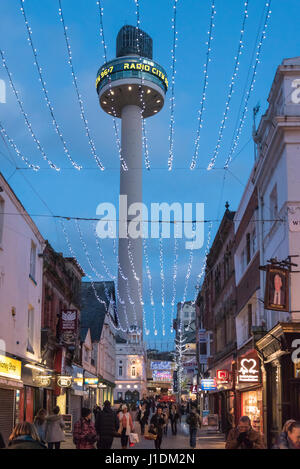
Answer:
[237,353,260,384]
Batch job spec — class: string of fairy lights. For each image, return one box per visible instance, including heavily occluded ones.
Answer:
[0,49,60,171]
[159,235,166,337]
[206,1,249,171]
[58,0,105,171]
[224,0,272,169]
[143,238,157,336]
[0,121,40,171]
[0,1,276,343]
[167,0,179,171]
[96,0,128,171]
[19,0,82,171]
[189,1,216,170]
[61,219,127,333]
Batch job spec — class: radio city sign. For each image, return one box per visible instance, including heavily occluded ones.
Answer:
[237,354,260,384]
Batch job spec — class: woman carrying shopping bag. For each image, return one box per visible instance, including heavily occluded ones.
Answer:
[118,405,134,449]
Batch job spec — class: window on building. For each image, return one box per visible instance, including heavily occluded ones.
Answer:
[248,304,253,338]
[246,233,251,264]
[117,392,123,401]
[0,196,4,247]
[270,185,278,221]
[84,347,89,362]
[119,366,123,377]
[199,342,207,355]
[29,241,37,282]
[252,229,257,256]
[131,366,136,377]
[27,307,34,353]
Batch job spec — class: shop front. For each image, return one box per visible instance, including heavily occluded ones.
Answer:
[20,361,55,422]
[256,322,300,448]
[205,355,235,433]
[83,371,98,409]
[235,348,264,435]
[0,353,23,445]
[69,365,84,428]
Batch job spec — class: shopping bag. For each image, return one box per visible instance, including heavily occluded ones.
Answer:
[129,432,139,444]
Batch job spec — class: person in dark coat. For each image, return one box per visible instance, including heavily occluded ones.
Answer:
[95,400,119,449]
[169,404,179,435]
[137,403,150,436]
[150,406,165,450]
[7,422,47,449]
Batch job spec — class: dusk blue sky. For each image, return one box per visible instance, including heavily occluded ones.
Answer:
[0,0,299,349]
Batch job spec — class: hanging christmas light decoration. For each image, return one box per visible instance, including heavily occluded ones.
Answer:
[159,236,166,336]
[61,219,126,332]
[0,122,40,171]
[207,1,249,170]
[190,1,216,170]
[58,0,105,170]
[19,0,81,170]
[187,221,213,330]
[0,49,60,171]
[224,0,272,169]
[167,0,179,171]
[96,0,128,171]
[143,238,157,335]
[170,223,179,333]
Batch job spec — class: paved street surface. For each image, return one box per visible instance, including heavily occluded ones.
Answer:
[61,417,225,450]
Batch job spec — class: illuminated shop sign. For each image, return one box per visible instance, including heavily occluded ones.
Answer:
[84,378,99,386]
[57,375,72,388]
[201,378,217,391]
[152,370,172,382]
[150,361,172,370]
[237,355,260,383]
[216,369,230,383]
[0,355,21,380]
[96,58,168,91]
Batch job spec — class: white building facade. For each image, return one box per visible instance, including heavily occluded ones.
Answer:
[114,328,147,404]
[0,172,44,443]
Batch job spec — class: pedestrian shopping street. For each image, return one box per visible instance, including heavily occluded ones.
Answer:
[61,416,225,450]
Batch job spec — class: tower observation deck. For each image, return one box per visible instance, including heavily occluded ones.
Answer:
[96,25,167,335]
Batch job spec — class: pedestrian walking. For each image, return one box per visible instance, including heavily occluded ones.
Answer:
[150,406,165,450]
[224,408,235,440]
[225,416,265,449]
[273,420,300,449]
[34,408,47,444]
[7,422,46,449]
[95,400,119,449]
[45,406,65,449]
[118,404,134,449]
[169,404,179,435]
[186,405,202,449]
[137,403,150,436]
[162,406,169,435]
[73,408,97,450]
[93,405,101,422]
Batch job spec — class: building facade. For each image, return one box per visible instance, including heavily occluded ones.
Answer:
[114,327,147,404]
[0,172,44,444]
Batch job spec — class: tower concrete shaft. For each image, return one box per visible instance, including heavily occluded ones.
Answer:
[118,105,143,333]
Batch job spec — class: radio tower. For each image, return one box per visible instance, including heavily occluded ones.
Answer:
[96,25,168,336]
